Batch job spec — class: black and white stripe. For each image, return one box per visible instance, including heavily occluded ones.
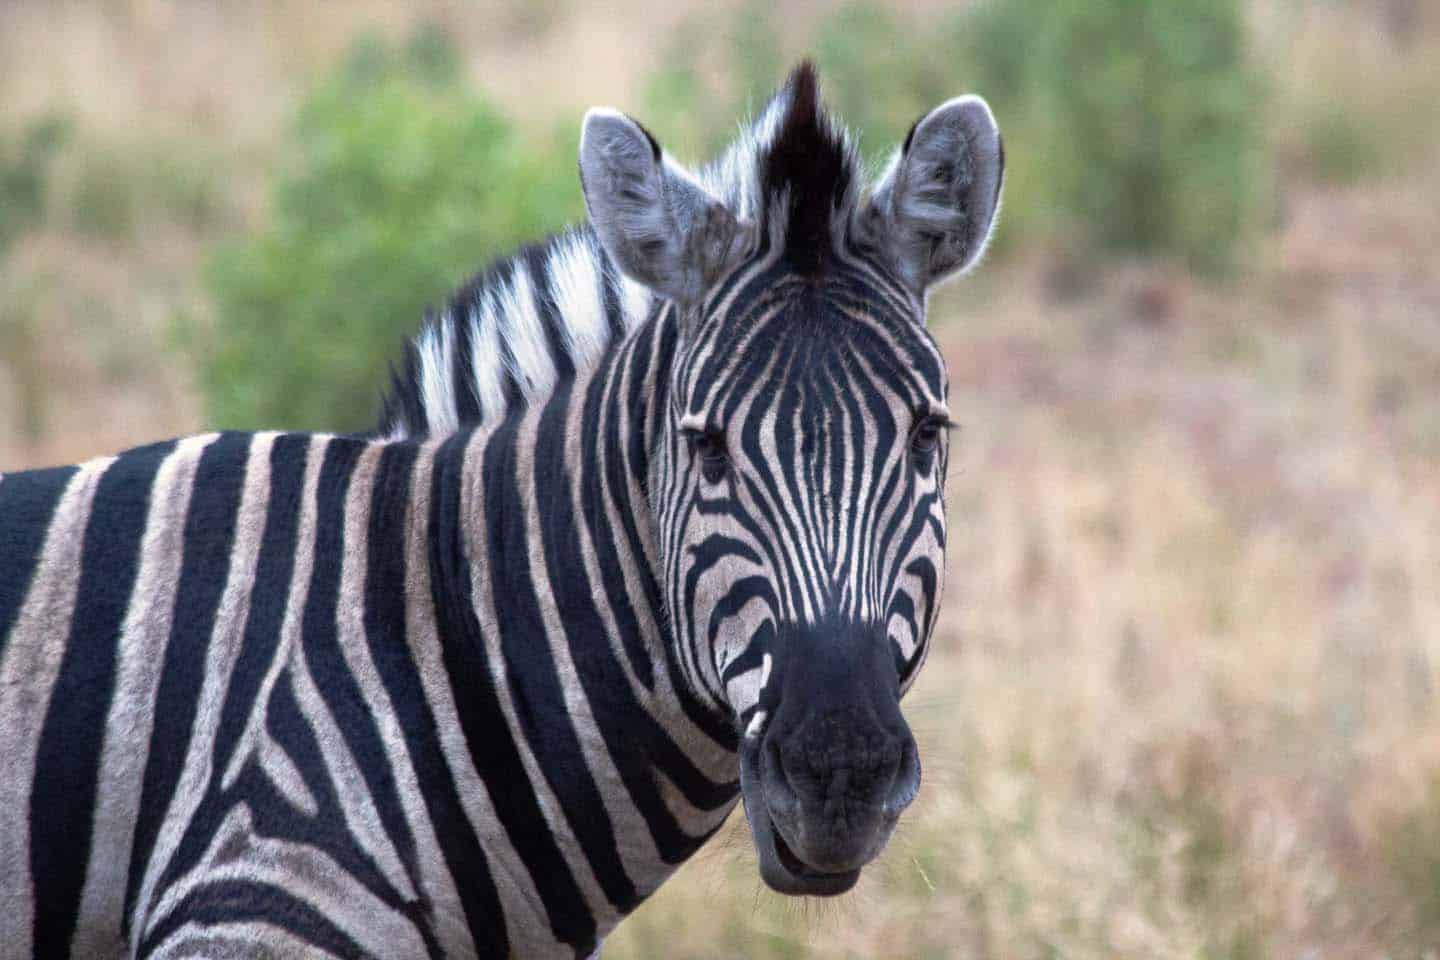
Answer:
[1,63,1002,958]
[1,414,740,957]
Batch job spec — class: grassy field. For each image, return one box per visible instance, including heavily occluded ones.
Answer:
[3,2,1440,956]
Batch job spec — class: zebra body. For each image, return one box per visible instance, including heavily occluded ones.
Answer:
[1,64,1003,958]
[2,335,736,957]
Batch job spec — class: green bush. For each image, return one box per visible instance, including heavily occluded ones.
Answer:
[70,147,139,242]
[0,113,70,259]
[965,0,1270,273]
[1298,104,1381,184]
[194,28,580,432]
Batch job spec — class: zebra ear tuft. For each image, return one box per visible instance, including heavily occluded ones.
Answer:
[579,108,753,305]
[867,95,1004,294]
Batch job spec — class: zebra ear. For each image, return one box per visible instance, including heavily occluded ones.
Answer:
[867,95,1004,294]
[579,108,754,305]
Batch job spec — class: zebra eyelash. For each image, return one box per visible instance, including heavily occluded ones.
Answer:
[908,413,956,458]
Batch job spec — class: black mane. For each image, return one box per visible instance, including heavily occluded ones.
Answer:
[759,62,856,278]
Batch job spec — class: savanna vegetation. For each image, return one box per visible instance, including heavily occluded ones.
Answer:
[2,1,1438,955]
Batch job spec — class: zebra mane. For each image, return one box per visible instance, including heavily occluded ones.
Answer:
[376,63,864,440]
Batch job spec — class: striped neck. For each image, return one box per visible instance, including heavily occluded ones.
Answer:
[414,312,739,951]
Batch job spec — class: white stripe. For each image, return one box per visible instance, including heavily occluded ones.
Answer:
[468,293,507,420]
[418,315,460,436]
[619,275,651,334]
[548,233,609,365]
[745,709,768,741]
[496,264,557,398]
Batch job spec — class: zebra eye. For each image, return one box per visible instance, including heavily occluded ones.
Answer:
[909,416,946,460]
[686,428,729,483]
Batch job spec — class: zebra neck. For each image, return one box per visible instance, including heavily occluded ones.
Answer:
[414,347,739,944]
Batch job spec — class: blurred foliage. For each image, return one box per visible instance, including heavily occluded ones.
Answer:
[192,3,1273,432]
[0,113,70,259]
[1283,29,1440,187]
[1296,104,1383,185]
[65,138,228,243]
[191,26,580,431]
[1,114,70,443]
[964,0,1269,273]
[649,0,1270,274]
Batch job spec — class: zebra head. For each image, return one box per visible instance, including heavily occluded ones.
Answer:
[580,64,1003,896]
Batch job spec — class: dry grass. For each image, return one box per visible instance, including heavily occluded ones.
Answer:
[4,3,1440,957]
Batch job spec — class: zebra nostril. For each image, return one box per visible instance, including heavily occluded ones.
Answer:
[883,736,921,817]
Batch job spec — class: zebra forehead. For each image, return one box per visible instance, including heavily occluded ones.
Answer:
[682,293,947,418]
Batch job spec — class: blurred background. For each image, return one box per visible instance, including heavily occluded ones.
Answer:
[2,0,1438,955]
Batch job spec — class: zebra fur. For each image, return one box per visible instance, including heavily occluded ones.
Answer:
[1,62,1003,959]
[2,386,738,957]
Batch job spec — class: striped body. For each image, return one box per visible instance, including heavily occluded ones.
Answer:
[1,315,739,958]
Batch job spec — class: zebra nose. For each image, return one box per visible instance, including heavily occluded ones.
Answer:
[759,714,917,874]
[767,713,917,821]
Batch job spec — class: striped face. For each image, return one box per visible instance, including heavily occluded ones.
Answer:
[661,263,949,727]
[654,256,949,894]
[580,63,1002,895]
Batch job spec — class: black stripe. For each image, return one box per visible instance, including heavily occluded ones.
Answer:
[146,434,313,912]
[0,465,77,652]
[144,437,434,951]
[206,435,309,777]
[378,340,429,439]
[225,666,436,953]
[597,244,627,343]
[427,430,596,954]
[578,359,653,691]
[449,307,482,424]
[123,432,279,937]
[33,438,176,956]
[364,442,507,957]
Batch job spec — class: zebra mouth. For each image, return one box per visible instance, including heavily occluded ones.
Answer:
[748,798,862,897]
[771,825,862,893]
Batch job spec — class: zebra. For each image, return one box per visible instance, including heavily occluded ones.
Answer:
[0,63,1002,958]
